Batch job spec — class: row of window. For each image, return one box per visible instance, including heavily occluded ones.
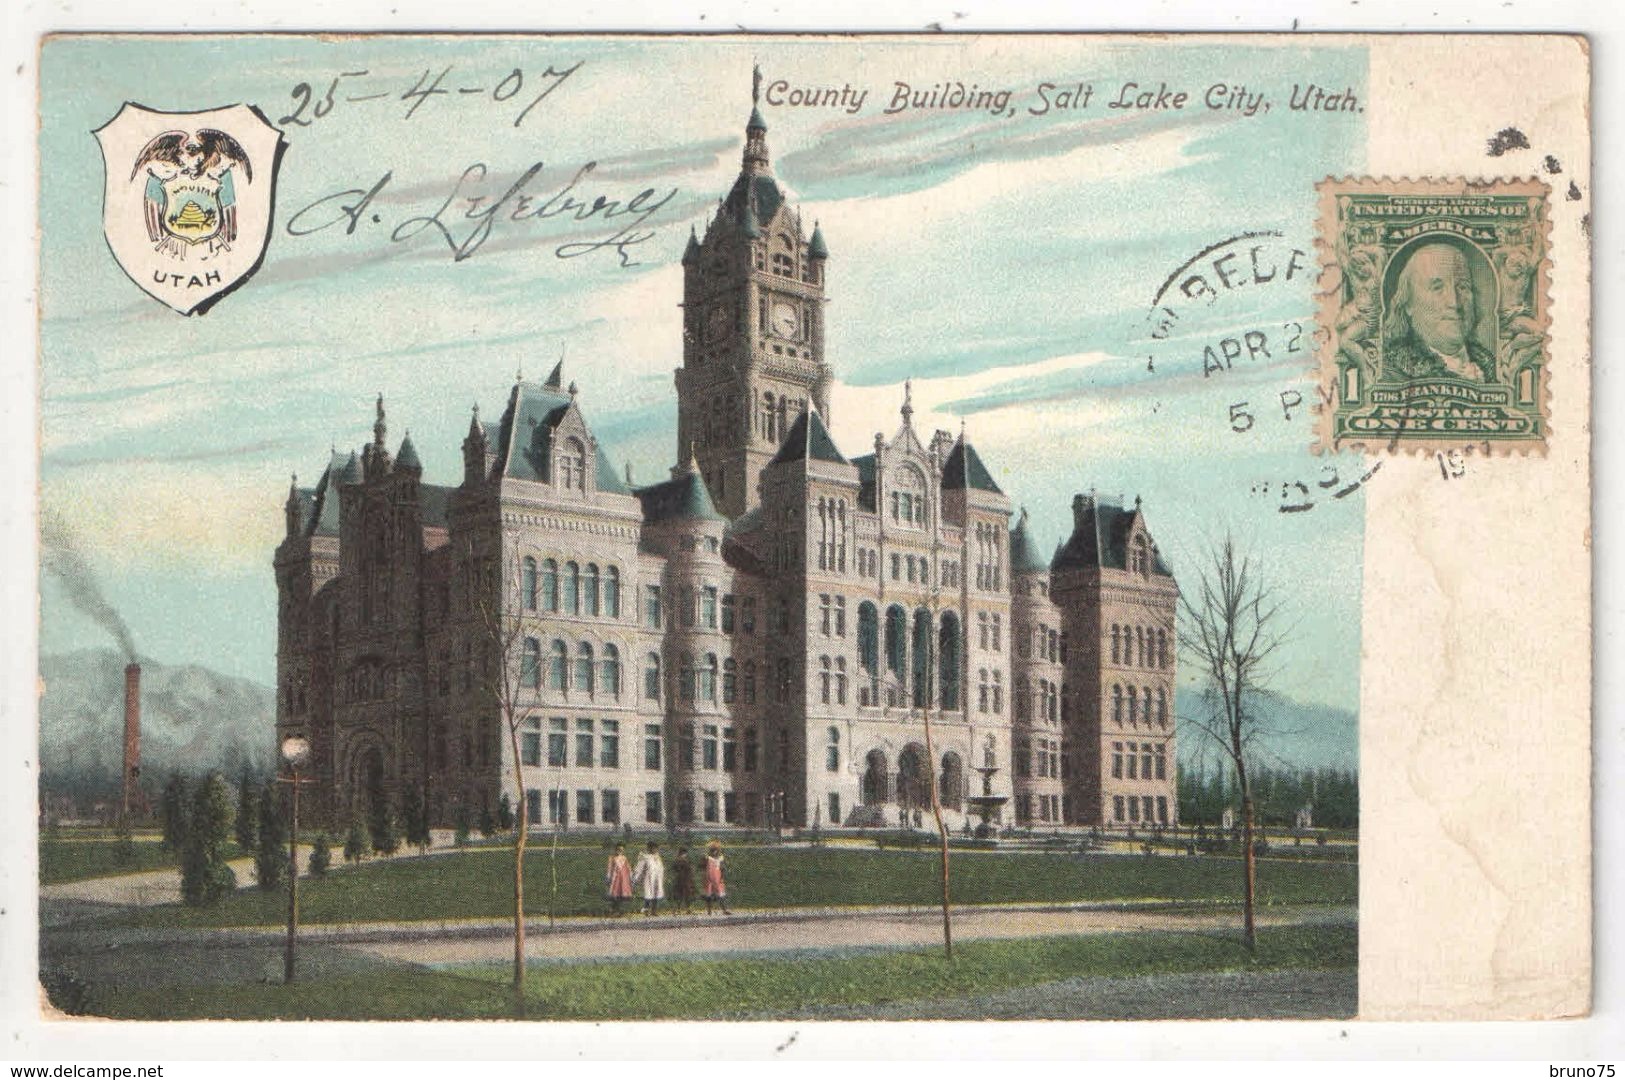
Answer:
[1111,684,1170,729]
[1111,624,1170,669]
[520,639,623,697]
[1114,794,1169,824]
[523,787,821,828]
[1111,740,1168,780]
[1015,737,1061,779]
[1015,678,1060,725]
[1018,793,1064,824]
[973,521,1005,591]
[520,558,623,619]
[815,497,849,572]
[1021,623,1062,663]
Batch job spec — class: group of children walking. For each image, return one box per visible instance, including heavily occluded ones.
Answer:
[604,839,732,917]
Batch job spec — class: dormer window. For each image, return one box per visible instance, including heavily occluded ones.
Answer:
[771,252,794,277]
[557,437,587,491]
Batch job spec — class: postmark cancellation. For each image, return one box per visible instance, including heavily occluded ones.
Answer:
[1314,177,1551,454]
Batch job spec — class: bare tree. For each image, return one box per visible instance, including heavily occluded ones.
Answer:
[915,529,953,960]
[1177,534,1286,952]
[467,543,538,1013]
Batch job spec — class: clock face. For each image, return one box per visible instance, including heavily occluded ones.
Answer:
[771,300,799,338]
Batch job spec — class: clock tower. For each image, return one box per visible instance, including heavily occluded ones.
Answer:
[675,69,832,520]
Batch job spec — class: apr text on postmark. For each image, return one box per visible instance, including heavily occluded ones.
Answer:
[1314,177,1551,454]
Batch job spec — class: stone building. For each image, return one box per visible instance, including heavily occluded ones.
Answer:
[272,89,1180,833]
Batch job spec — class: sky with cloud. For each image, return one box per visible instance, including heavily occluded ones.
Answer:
[38,35,1370,713]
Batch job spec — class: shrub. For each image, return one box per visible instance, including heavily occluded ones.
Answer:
[370,800,401,856]
[308,833,332,877]
[180,773,235,907]
[343,818,368,865]
[454,805,471,848]
[478,803,496,839]
[402,789,431,853]
[496,793,515,832]
[159,774,190,851]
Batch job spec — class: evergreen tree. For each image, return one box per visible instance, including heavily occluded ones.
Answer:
[180,772,236,907]
[234,769,260,853]
[159,773,190,851]
[403,787,431,853]
[497,793,515,833]
[253,782,288,891]
[343,817,368,864]
[370,799,401,856]
[308,832,332,877]
[454,804,471,847]
[478,802,496,839]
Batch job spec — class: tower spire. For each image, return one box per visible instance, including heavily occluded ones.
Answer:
[901,380,914,429]
[373,393,386,449]
[744,65,770,172]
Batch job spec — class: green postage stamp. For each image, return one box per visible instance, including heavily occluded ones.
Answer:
[1316,177,1551,453]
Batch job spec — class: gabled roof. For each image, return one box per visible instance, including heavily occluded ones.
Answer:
[1009,509,1050,575]
[1053,498,1173,577]
[941,438,1003,494]
[769,409,849,467]
[635,466,726,524]
[494,381,629,495]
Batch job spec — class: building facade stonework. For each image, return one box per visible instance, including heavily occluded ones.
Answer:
[273,97,1179,833]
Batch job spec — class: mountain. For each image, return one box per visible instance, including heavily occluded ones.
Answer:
[38,649,276,797]
[1175,686,1358,773]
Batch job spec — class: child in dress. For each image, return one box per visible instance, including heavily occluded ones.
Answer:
[631,840,665,916]
[702,839,731,915]
[605,842,633,916]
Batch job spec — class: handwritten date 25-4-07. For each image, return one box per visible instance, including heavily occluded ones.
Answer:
[279,62,583,130]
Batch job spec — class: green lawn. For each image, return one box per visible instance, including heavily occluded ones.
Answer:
[39,836,174,884]
[85,922,1357,1020]
[109,845,1356,929]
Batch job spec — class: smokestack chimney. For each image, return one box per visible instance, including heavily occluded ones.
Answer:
[123,663,141,818]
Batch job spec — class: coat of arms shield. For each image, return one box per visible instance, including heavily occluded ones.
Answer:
[93,103,284,315]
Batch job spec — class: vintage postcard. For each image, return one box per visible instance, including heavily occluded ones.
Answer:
[21,32,1590,1032]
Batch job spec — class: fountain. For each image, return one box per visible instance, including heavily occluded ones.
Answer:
[964,735,1009,839]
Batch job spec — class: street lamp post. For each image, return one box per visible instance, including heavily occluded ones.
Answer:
[278,734,312,985]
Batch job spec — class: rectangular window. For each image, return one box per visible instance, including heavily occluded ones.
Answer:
[575,719,594,767]
[820,594,831,636]
[1156,796,1168,824]
[645,585,662,628]
[524,788,543,826]
[547,718,567,768]
[645,791,663,823]
[679,724,695,771]
[1154,749,1166,780]
[702,586,718,629]
[890,553,901,580]
[723,727,737,772]
[576,789,595,825]
[835,596,846,637]
[702,725,719,770]
[549,788,568,826]
[1127,752,1138,780]
[828,792,841,826]
[1142,750,1153,779]
[600,720,620,768]
[644,724,662,770]
[1127,797,1140,823]
[703,790,719,823]
[521,728,542,768]
[723,791,737,823]
[602,789,621,825]
[678,790,695,824]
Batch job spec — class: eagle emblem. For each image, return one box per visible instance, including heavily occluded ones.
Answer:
[95,104,284,315]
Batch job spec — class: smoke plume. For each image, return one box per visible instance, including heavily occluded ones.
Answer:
[40,510,137,661]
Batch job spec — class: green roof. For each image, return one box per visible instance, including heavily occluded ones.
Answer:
[396,433,421,471]
[1053,498,1172,577]
[495,382,629,494]
[852,453,877,511]
[769,409,849,467]
[1009,510,1049,575]
[748,106,767,131]
[725,172,784,234]
[808,223,829,259]
[941,438,1003,494]
[635,467,726,524]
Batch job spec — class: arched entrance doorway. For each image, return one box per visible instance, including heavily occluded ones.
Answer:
[897,744,928,810]
[939,751,965,812]
[862,749,889,805]
[349,745,386,821]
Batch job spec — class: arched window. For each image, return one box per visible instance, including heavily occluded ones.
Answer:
[978,668,990,713]
[600,644,621,698]
[978,611,990,650]
[521,637,541,688]
[522,557,538,611]
[548,640,567,691]
[574,642,594,695]
[680,652,696,702]
[644,652,661,700]
[1111,624,1120,664]
[761,392,777,443]
[542,559,559,612]
[992,671,1003,714]
[1127,685,1138,726]
[723,657,737,703]
[1157,628,1168,668]
[819,656,832,704]
[584,564,600,617]
[564,561,580,614]
[938,611,961,710]
[1112,684,1124,725]
[604,566,621,618]
[826,726,840,772]
[1156,687,1167,727]
[857,602,880,675]
[911,608,933,708]
[885,604,907,675]
[835,656,848,705]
